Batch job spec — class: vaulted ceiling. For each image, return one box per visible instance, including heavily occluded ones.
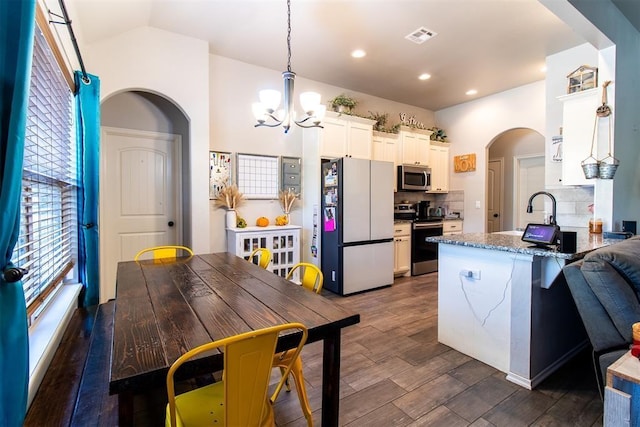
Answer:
[66,0,623,111]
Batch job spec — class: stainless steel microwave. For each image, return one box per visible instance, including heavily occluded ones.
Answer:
[397,164,431,191]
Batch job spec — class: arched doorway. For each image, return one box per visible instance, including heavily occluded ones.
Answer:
[99,91,191,302]
[487,128,545,232]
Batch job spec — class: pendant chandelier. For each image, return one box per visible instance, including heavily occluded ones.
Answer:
[252,0,325,133]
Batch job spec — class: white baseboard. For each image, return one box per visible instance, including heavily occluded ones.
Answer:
[506,341,588,390]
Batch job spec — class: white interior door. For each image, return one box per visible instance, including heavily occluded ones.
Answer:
[100,127,182,302]
[487,159,504,233]
[515,155,546,228]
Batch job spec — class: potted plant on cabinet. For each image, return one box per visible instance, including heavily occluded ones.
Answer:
[329,94,357,114]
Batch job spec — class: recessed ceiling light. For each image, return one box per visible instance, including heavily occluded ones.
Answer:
[418,73,431,80]
[351,49,366,58]
[540,65,548,73]
[466,89,478,96]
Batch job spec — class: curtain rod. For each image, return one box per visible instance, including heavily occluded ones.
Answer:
[49,0,89,84]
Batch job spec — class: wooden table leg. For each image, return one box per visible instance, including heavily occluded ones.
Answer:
[118,391,134,427]
[321,328,341,427]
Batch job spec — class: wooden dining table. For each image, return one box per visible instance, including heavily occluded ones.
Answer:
[109,251,360,426]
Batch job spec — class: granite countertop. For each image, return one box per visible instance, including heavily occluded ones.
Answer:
[426,227,617,260]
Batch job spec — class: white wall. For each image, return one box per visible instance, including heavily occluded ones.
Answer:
[544,43,599,187]
[85,26,212,255]
[208,54,435,252]
[435,81,546,232]
[489,129,545,230]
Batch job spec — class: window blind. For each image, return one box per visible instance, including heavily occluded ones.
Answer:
[12,26,77,312]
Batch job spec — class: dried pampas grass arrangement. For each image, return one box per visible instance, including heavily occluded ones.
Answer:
[279,188,299,214]
[214,184,245,210]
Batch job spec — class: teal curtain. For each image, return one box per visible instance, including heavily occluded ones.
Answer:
[0,0,36,425]
[75,71,101,307]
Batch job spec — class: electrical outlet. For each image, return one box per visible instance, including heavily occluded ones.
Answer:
[475,200,481,209]
[460,269,481,279]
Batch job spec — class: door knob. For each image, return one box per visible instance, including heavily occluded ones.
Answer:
[493,213,499,218]
[168,221,175,227]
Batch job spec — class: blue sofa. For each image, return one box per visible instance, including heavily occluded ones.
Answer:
[562,236,640,394]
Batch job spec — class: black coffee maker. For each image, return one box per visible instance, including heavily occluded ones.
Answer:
[417,201,430,219]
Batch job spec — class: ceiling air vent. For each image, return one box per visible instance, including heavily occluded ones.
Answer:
[405,27,437,44]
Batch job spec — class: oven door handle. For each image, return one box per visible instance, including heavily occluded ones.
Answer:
[413,222,443,230]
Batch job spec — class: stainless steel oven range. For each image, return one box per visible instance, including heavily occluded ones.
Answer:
[393,203,443,275]
[411,219,443,275]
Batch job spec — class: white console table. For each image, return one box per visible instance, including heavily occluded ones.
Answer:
[226,225,301,280]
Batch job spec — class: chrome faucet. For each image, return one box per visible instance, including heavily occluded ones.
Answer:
[526,191,557,226]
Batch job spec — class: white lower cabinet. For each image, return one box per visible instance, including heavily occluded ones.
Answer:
[394,222,411,277]
[226,225,301,280]
[443,220,463,236]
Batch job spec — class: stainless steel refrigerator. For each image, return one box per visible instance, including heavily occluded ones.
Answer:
[321,157,394,295]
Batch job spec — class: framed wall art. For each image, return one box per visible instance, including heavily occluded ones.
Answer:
[236,153,279,199]
[209,151,232,199]
[454,154,476,173]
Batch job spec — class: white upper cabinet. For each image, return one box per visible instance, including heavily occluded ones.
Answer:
[398,127,432,166]
[318,112,375,160]
[372,131,398,164]
[372,132,399,192]
[558,88,602,186]
[429,142,449,192]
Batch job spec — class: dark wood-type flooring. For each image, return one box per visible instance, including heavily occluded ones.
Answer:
[132,272,603,426]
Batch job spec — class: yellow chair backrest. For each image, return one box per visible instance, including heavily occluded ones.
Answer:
[134,245,194,262]
[248,248,272,269]
[286,263,323,294]
[166,323,307,427]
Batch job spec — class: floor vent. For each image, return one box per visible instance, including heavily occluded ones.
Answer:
[405,27,437,44]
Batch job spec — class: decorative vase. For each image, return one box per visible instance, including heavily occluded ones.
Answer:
[225,209,237,229]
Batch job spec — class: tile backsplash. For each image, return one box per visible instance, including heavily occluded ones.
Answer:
[394,190,465,219]
[545,186,594,229]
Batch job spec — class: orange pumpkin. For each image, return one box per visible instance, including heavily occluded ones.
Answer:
[256,216,270,227]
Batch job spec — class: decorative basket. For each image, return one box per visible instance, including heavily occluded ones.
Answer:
[598,155,619,180]
[581,81,619,180]
[581,156,600,179]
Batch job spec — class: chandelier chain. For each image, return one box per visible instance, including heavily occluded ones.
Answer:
[253,0,324,132]
[286,0,292,72]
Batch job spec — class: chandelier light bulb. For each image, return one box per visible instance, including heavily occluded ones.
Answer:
[299,91,321,114]
[314,105,327,123]
[252,102,267,122]
[259,89,281,112]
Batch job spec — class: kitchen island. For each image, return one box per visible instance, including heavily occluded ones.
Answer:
[428,229,616,389]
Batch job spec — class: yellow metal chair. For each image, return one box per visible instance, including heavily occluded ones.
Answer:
[270,263,324,426]
[248,248,272,269]
[271,348,314,427]
[166,323,308,427]
[286,262,324,294]
[134,245,194,262]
